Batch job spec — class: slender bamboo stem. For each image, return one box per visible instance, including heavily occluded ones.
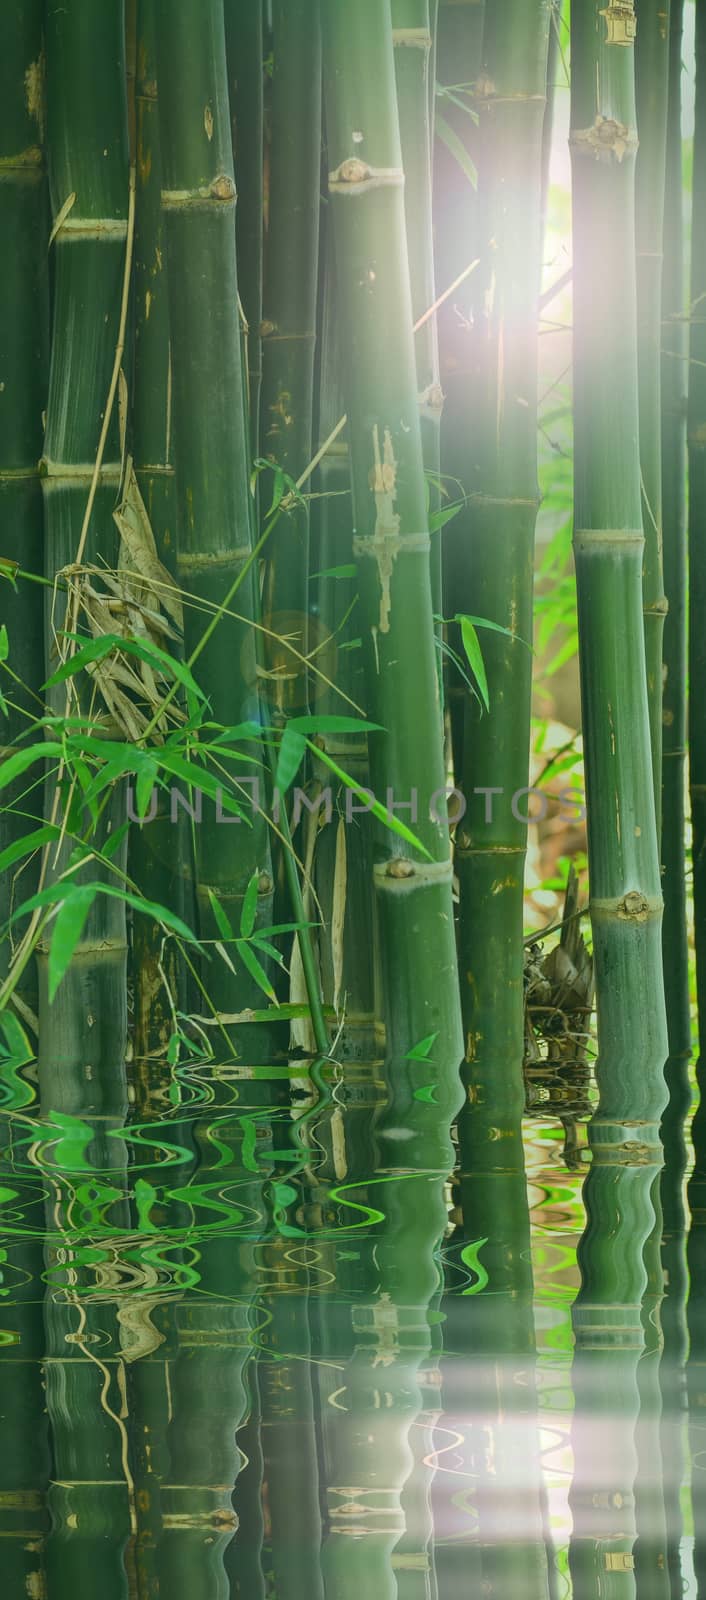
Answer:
[39,5,133,1590]
[0,1,49,1008]
[568,5,669,1591]
[225,0,265,458]
[434,0,485,778]
[319,8,464,1592]
[260,0,322,714]
[130,0,191,1082]
[659,7,692,1596]
[156,0,277,1056]
[392,0,443,645]
[687,1,706,1588]
[636,0,670,834]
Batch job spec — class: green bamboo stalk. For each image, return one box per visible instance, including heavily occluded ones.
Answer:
[260,0,321,712]
[39,4,133,1591]
[568,4,669,1592]
[391,0,444,641]
[636,0,670,836]
[313,238,377,1061]
[322,0,463,1082]
[454,0,550,1265]
[659,6,692,1595]
[633,56,672,1600]
[0,1088,51,1593]
[319,8,464,1593]
[129,0,192,1081]
[155,0,277,1053]
[434,0,485,777]
[687,0,706,1586]
[0,1,49,1007]
[224,0,265,457]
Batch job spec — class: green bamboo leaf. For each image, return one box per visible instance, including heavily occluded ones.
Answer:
[135,760,158,819]
[0,625,8,662]
[429,499,464,535]
[48,885,97,1001]
[405,1031,439,1061]
[47,632,206,702]
[456,612,532,650]
[0,742,62,792]
[207,889,234,942]
[240,871,260,939]
[309,740,432,860]
[236,938,276,1001]
[457,617,489,712]
[435,110,478,188]
[0,826,59,877]
[275,726,307,794]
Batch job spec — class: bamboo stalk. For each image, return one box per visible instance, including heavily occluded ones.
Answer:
[687,0,706,1585]
[155,0,277,1054]
[632,8,673,1591]
[0,0,49,1007]
[636,0,670,835]
[39,4,133,1591]
[392,0,443,644]
[225,0,265,458]
[260,0,322,714]
[319,7,464,1592]
[568,4,669,1591]
[129,0,191,1083]
[434,0,485,778]
[659,6,692,1595]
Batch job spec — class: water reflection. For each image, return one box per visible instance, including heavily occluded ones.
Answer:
[0,1041,701,1598]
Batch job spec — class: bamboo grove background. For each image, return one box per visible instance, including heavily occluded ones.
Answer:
[0,0,705,1597]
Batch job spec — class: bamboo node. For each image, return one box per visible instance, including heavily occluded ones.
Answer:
[386,859,415,880]
[618,890,649,919]
[570,117,637,164]
[599,4,637,46]
[329,159,404,193]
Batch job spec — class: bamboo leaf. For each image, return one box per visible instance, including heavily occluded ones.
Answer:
[289,714,381,735]
[0,826,60,877]
[208,889,234,942]
[0,742,62,793]
[48,190,76,247]
[240,871,260,939]
[235,939,276,1001]
[0,625,8,662]
[48,885,98,1001]
[275,726,307,794]
[435,111,478,188]
[457,617,489,712]
[309,741,432,860]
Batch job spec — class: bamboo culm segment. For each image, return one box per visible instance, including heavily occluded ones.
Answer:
[156,0,277,1053]
[688,2,706,1589]
[225,0,265,455]
[392,0,443,643]
[130,0,192,1079]
[260,0,321,711]
[635,0,670,837]
[321,4,464,1591]
[40,3,133,1593]
[659,4,692,1593]
[0,1,49,1003]
[0,16,51,1587]
[568,5,669,1592]
[434,0,485,778]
